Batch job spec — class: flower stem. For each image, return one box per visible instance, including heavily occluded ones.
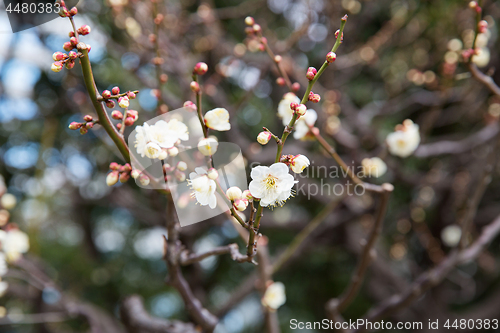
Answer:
[193,75,208,138]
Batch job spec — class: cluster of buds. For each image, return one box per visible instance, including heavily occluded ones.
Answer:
[306,67,317,81]
[326,52,337,63]
[51,50,80,72]
[280,154,310,174]
[478,20,488,34]
[107,162,132,185]
[469,1,482,13]
[193,62,208,76]
[290,102,307,117]
[308,91,321,103]
[68,115,97,134]
[244,16,266,52]
[335,29,344,42]
[57,0,77,18]
[100,87,138,109]
[226,186,250,211]
[257,131,272,145]
[112,110,139,130]
[162,161,188,182]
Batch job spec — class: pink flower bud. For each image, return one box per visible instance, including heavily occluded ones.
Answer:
[257,131,272,145]
[190,81,200,93]
[63,42,73,52]
[295,104,307,116]
[127,91,136,99]
[59,8,69,17]
[242,190,253,200]
[252,24,261,33]
[276,77,285,86]
[110,162,119,170]
[69,31,75,37]
[102,90,112,99]
[476,6,482,13]
[124,117,134,126]
[306,67,317,81]
[478,20,488,33]
[112,86,120,95]
[68,122,81,130]
[244,16,255,26]
[274,55,282,63]
[87,44,92,52]
[78,25,91,35]
[116,123,122,130]
[86,122,94,129]
[69,37,78,46]
[261,37,267,45]
[126,110,138,120]
[193,62,208,75]
[292,82,300,92]
[207,168,218,180]
[123,163,132,172]
[183,101,197,111]
[52,52,66,61]
[234,199,248,211]
[106,100,116,108]
[131,169,141,179]
[258,44,265,52]
[106,171,119,186]
[119,172,130,183]
[335,30,344,42]
[118,96,129,108]
[139,174,150,186]
[326,51,337,63]
[341,14,348,22]
[311,94,321,103]
[175,170,186,182]
[65,60,75,69]
[83,115,93,122]
[69,7,78,15]
[51,61,64,72]
[290,102,298,110]
[80,127,88,135]
[68,51,78,60]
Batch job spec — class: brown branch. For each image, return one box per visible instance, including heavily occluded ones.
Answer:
[121,295,198,333]
[327,183,393,317]
[467,62,500,97]
[180,243,249,265]
[354,214,500,332]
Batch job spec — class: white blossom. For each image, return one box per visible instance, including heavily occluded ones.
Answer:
[293,110,317,140]
[198,138,218,156]
[262,281,286,310]
[361,157,387,178]
[188,168,217,209]
[226,187,242,201]
[135,119,189,159]
[290,155,310,174]
[277,93,300,126]
[0,194,16,210]
[204,108,231,131]
[386,119,420,158]
[1,229,30,261]
[249,163,296,207]
[441,225,462,247]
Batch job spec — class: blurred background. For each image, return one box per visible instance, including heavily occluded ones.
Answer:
[0,0,500,332]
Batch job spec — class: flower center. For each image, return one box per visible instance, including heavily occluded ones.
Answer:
[264,175,278,190]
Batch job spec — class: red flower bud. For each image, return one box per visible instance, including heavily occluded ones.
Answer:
[126,110,138,120]
[290,102,298,110]
[335,30,344,42]
[292,82,300,92]
[78,24,91,35]
[119,172,130,183]
[68,51,78,60]
[193,62,208,75]
[478,20,488,33]
[127,91,136,99]
[52,52,66,61]
[83,115,93,122]
[65,60,75,69]
[258,44,265,52]
[69,37,78,46]
[80,127,88,135]
[306,67,317,81]
[183,101,197,111]
[116,123,122,130]
[86,122,94,129]
[276,77,285,86]
[111,110,123,120]
[109,162,119,170]
[69,31,75,37]
[112,86,120,95]
[124,117,134,126]
[68,122,81,130]
[106,100,116,108]
[190,81,200,93]
[123,163,132,172]
[326,51,337,63]
[244,16,255,26]
[102,90,112,99]
[63,42,73,52]
[69,7,78,16]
